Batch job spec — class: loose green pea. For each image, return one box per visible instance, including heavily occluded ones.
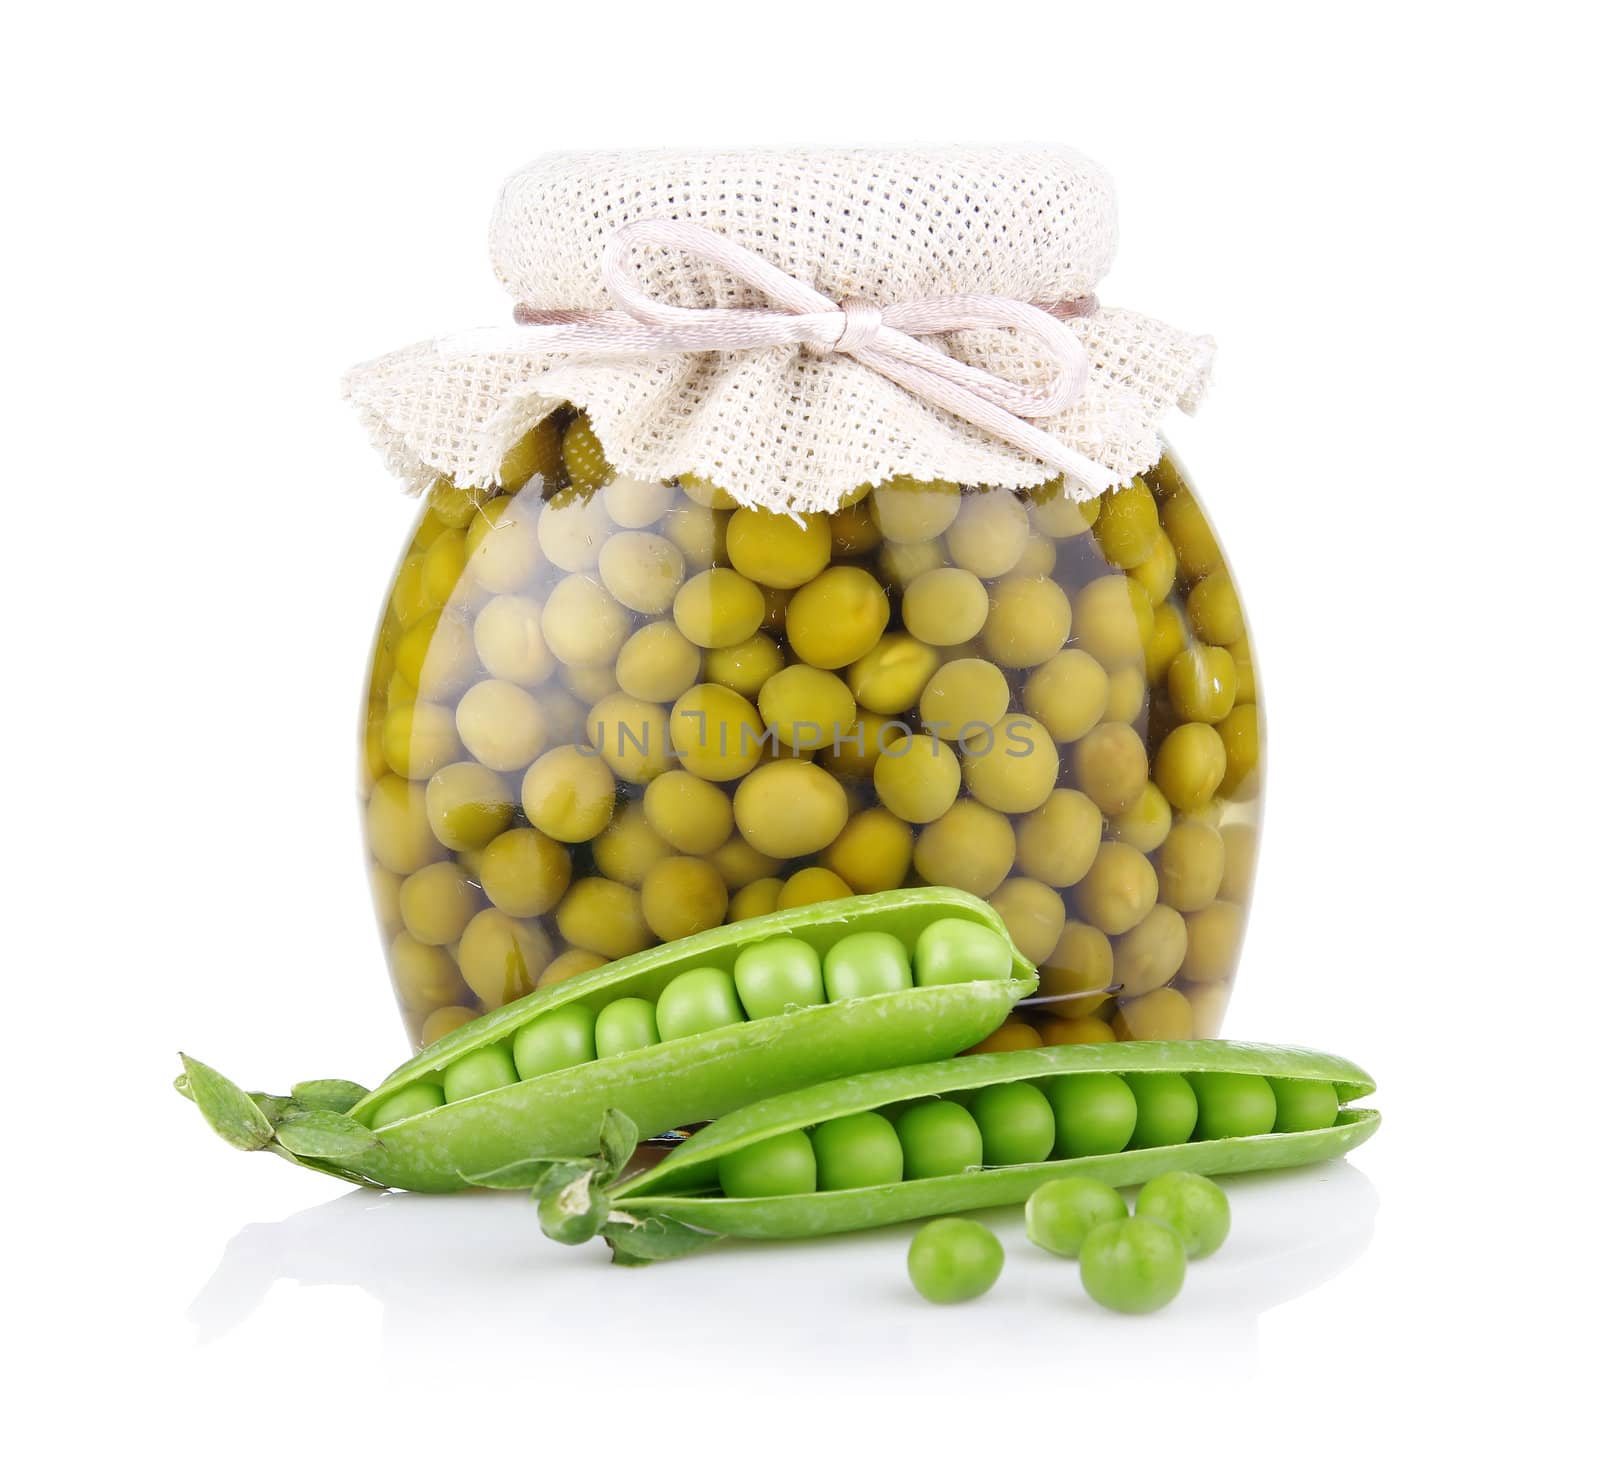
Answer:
[1125,1072,1199,1150]
[718,1129,816,1198]
[1025,1176,1127,1258]
[1268,1076,1341,1133]
[512,1005,597,1081]
[441,1042,517,1103]
[370,1079,446,1127]
[813,1111,905,1191]
[1046,1072,1138,1158]
[656,966,745,1041]
[907,1218,1004,1304]
[732,936,825,1019]
[594,996,661,1058]
[896,1099,983,1179]
[913,917,1013,987]
[971,1081,1056,1166]
[1135,1171,1230,1258]
[1079,1216,1187,1314]
[823,931,912,1001]
[1189,1071,1277,1140]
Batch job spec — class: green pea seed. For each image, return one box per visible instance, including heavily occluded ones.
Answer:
[594,996,661,1058]
[1079,1215,1187,1313]
[1268,1076,1340,1133]
[823,931,913,1001]
[441,1042,517,1103]
[907,1217,1005,1304]
[813,1111,905,1191]
[1024,1176,1127,1258]
[512,1005,598,1080]
[1135,1171,1230,1258]
[718,1129,816,1198]
[732,935,826,1019]
[913,916,1013,987]
[896,1098,983,1179]
[1125,1072,1199,1149]
[971,1080,1056,1166]
[655,966,745,1041]
[1189,1071,1277,1140]
[1046,1072,1138,1157]
[369,1079,446,1127]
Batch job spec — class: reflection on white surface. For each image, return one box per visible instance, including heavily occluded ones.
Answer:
[188,1160,1377,1375]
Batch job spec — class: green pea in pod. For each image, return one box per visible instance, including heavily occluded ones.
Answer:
[530,1040,1379,1265]
[176,889,1036,1193]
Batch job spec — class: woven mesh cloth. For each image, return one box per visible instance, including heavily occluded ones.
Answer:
[344,145,1214,511]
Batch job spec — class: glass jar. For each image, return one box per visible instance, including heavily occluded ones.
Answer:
[360,409,1261,1051]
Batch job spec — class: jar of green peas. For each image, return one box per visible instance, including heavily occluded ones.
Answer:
[348,145,1261,1051]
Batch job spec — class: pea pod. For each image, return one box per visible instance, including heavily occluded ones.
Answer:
[532,1041,1377,1262]
[178,888,1034,1193]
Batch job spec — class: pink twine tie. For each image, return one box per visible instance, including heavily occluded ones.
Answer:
[444,218,1113,492]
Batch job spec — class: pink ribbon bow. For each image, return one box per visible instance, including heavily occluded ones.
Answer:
[445,217,1113,492]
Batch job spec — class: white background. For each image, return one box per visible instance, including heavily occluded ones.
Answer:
[7,2,1596,1463]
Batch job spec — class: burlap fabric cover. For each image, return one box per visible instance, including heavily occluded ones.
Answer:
[345,145,1214,512]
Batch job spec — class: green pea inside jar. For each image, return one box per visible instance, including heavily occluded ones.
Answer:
[360,412,1263,1051]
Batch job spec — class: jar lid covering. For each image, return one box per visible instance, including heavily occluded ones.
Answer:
[494,146,1118,311]
[346,145,1213,510]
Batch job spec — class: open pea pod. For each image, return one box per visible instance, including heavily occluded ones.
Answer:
[560,1041,1377,1261]
[178,888,1034,1193]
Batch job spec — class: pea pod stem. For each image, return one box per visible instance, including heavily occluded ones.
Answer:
[176,1053,389,1187]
